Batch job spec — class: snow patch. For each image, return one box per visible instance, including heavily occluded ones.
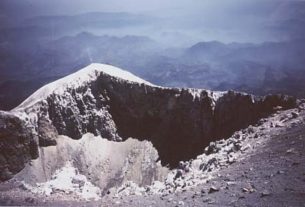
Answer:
[22,162,101,201]
[187,88,203,100]
[185,88,226,102]
[209,90,226,102]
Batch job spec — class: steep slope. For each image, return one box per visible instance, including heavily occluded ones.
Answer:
[99,104,305,207]
[0,63,297,190]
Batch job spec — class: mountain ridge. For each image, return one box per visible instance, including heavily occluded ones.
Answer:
[0,64,297,193]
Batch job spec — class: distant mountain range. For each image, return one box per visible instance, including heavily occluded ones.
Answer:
[146,39,305,97]
[1,12,305,110]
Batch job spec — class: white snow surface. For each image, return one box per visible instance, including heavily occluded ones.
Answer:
[22,162,101,200]
[186,88,226,105]
[12,63,154,111]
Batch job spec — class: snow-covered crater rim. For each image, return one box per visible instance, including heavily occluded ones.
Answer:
[12,63,154,111]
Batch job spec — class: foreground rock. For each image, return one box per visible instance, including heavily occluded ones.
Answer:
[100,104,305,206]
[1,103,304,206]
[16,135,167,197]
[0,111,38,180]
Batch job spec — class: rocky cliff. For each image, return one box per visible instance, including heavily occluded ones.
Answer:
[0,63,297,186]
[0,111,38,180]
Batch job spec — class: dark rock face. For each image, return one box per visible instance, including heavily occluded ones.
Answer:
[37,116,57,147]
[92,76,296,166]
[97,76,216,167]
[0,112,38,181]
[213,92,296,139]
[46,84,119,141]
[0,71,297,181]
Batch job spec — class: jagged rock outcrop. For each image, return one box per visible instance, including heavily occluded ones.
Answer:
[0,63,297,182]
[0,112,38,180]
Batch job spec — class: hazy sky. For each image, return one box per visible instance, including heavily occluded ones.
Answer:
[1,0,305,43]
[0,0,285,16]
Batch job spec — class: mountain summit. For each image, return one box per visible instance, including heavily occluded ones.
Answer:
[14,63,153,111]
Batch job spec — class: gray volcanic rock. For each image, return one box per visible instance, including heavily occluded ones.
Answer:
[0,63,297,182]
[213,92,296,139]
[0,111,38,181]
[37,116,58,146]
[46,86,119,141]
